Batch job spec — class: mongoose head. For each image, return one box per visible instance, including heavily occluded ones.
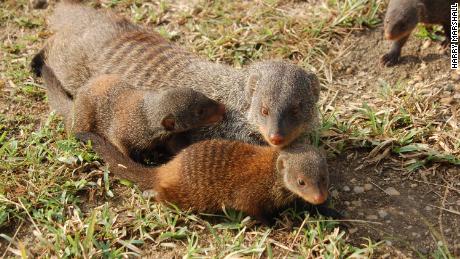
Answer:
[276,146,329,205]
[155,88,226,132]
[245,61,320,148]
[384,0,425,41]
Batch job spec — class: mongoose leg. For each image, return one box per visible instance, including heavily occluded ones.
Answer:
[381,35,410,66]
[71,95,95,134]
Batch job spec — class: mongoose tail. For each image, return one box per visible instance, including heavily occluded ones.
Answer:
[40,64,74,118]
[30,49,45,77]
[76,132,156,189]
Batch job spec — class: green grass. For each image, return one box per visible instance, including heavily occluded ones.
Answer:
[1,0,458,257]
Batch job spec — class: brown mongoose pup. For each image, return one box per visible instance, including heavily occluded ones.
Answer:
[41,64,226,161]
[381,0,456,66]
[34,1,321,149]
[76,132,330,224]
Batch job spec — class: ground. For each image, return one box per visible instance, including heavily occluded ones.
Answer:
[0,0,459,257]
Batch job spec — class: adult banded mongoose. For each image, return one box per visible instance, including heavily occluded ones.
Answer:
[34,1,321,148]
[77,132,330,225]
[41,64,226,162]
[381,0,456,66]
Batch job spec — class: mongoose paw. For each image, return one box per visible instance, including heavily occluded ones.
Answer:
[380,52,400,67]
[74,131,102,145]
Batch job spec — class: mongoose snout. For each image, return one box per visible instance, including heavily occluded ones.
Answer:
[277,147,329,205]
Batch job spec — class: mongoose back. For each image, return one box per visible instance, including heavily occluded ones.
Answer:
[77,132,330,224]
[36,1,321,148]
[381,0,456,66]
[41,64,225,162]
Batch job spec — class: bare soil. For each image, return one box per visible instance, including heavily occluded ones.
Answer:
[326,27,460,257]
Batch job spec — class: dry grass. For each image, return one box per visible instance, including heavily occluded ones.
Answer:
[0,0,458,257]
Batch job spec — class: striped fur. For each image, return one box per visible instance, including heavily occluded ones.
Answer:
[41,2,321,148]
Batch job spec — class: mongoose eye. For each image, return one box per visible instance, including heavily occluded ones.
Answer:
[196,108,205,116]
[261,107,269,116]
[297,178,305,186]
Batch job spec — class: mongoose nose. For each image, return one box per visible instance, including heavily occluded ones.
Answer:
[269,134,285,145]
[311,192,328,205]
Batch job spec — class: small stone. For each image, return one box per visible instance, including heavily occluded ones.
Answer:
[421,40,431,49]
[384,187,400,196]
[349,228,358,234]
[346,67,354,74]
[343,186,351,192]
[419,247,428,254]
[453,72,460,81]
[378,210,388,219]
[351,200,362,207]
[331,190,339,198]
[142,189,157,198]
[364,183,373,191]
[425,206,432,211]
[385,241,393,246]
[441,97,454,105]
[410,183,418,188]
[366,215,378,220]
[420,63,427,70]
[413,75,423,82]
[353,186,365,194]
[345,201,350,206]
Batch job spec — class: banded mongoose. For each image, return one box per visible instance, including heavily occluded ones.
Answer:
[41,64,226,161]
[34,1,321,148]
[381,0,456,66]
[77,132,330,225]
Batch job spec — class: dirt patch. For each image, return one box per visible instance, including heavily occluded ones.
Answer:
[322,26,460,256]
[328,150,460,256]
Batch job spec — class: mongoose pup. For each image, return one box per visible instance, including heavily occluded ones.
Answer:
[34,1,321,148]
[381,0,456,66]
[41,64,226,161]
[76,132,330,224]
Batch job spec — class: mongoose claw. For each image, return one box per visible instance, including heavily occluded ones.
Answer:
[380,52,400,67]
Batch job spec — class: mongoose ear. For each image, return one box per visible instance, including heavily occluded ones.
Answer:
[416,2,426,18]
[161,116,176,131]
[245,73,260,105]
[276,155,286,173]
